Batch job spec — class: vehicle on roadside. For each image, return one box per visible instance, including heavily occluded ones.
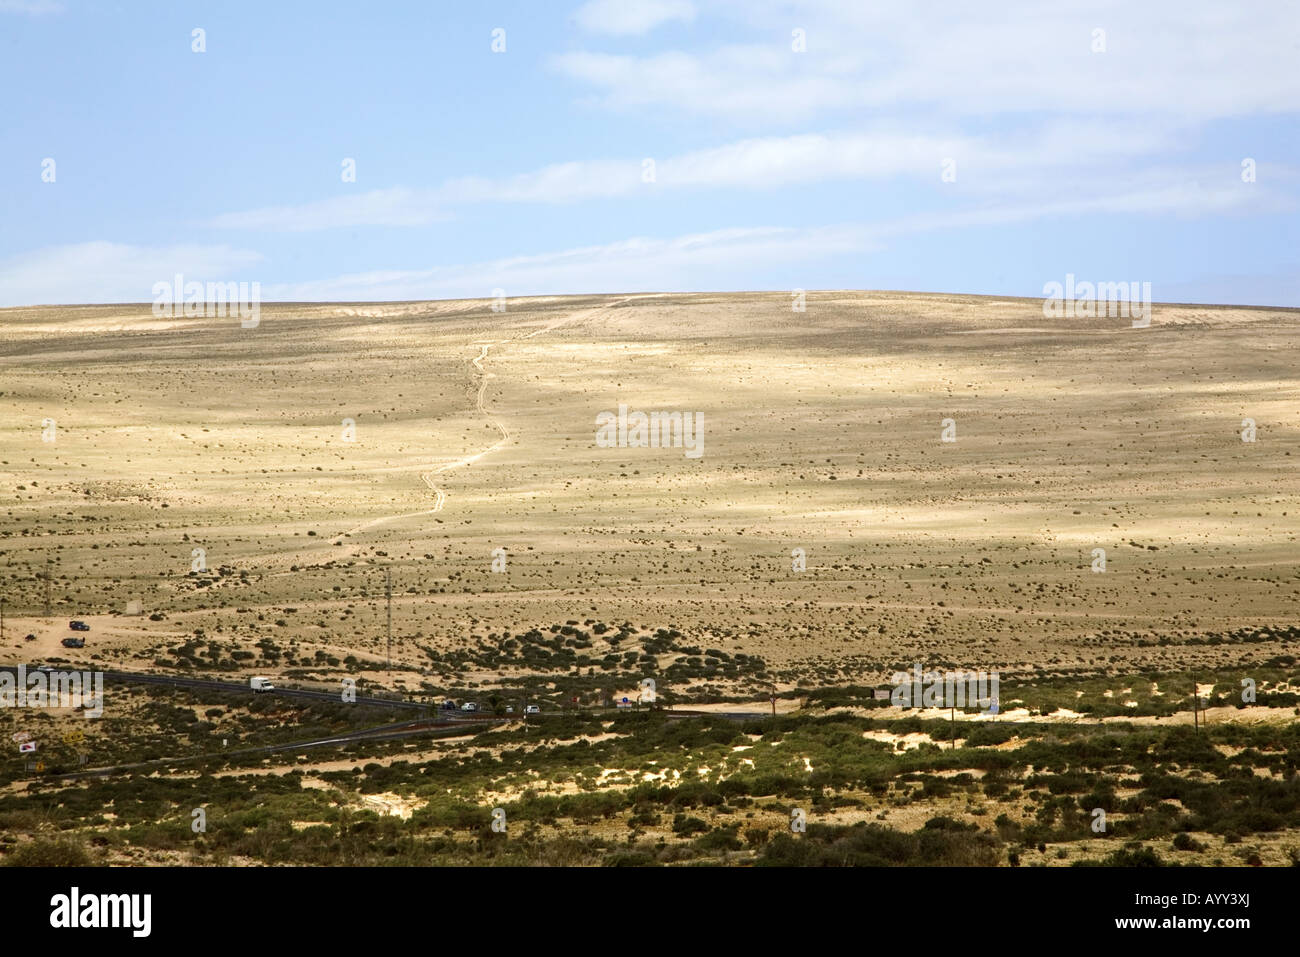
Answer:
[69,620,89,631]
[505,705,514,714]
[61,637,85,648]
[461,702,478,712]
[250,676,276,693]
[524,704,541,715]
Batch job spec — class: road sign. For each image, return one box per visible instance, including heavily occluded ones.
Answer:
[11,731,31,744]
[622,697,629,704]
[18,741,36,753]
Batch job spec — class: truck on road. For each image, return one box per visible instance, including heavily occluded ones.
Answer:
[250,676,276,693]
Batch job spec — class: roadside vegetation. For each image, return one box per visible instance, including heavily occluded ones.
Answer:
[3,662,1298,867]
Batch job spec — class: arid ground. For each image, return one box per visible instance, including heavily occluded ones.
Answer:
[2,291,1299,867]
[2,291,1297,693]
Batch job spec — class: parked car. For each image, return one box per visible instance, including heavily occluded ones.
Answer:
[61,637,85,649]
[524,704,541,715]
[505,705,514,714]
[69,620,90,632]
[460,702,478,712]
[441,700,456,711]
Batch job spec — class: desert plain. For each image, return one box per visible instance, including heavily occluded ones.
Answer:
[1,290,1296,696]
[2,291,1300,868]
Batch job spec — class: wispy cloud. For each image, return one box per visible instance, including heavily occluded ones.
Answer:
[208,121,1188,232]
[555,1,1300,122]
[271,176,1270,301]
[262,224,877,302]
[2,168,1282,306]
[573,0,695,36]
[0,242,263,306]
[209,187,448,231]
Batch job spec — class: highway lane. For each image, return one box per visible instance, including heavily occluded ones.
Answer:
[2,665,773,721]
[0,665,429,712]
[5,663,772,782]
[53,715,497,781]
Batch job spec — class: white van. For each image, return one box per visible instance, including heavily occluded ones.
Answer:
[250,676,276,693]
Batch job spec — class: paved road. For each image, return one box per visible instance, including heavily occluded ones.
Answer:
[54,715,494,781]
[5,664,771,781]
[1,665,430,712]
[4,665,773,721]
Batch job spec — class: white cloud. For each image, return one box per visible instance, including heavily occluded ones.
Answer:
[574,0,695,36]
[871,177,1278,239]
[3,169,1278,305]
[263,224,876,301]
[555,1,1300,121]
[0,241,263,306]
[268,175,1269,301]
[209,187,447,231]
[208,121,1187,231]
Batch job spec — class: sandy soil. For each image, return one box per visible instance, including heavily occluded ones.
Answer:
[2,291,1297,693]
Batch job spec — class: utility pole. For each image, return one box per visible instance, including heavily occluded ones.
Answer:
[1192,676,1199,732]
[385,566,392,673]
[951,705,956,750]
[1,595,5,642]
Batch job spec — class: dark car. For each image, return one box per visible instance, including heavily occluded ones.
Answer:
[24,633,36,642]
[61,637,85,648]
[69,620,90,632]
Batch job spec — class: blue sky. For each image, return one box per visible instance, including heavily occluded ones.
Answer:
[2,0,1298,306]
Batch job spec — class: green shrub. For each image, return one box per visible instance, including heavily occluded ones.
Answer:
[671,814,709,836]
[694,826,742,852]
[5,838,93,867]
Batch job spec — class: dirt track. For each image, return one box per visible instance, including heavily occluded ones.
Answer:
[1,291,1297,685]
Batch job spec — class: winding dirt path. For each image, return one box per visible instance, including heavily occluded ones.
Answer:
[418,342,511,507]
[329,296,629,547]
